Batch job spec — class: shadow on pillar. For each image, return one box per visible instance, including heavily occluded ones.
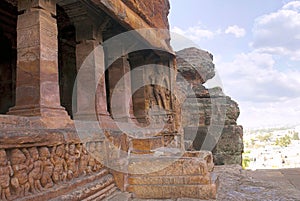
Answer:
[57,5,77,119]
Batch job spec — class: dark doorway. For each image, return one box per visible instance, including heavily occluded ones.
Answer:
[0,1,17,114]
[57,5,77,118]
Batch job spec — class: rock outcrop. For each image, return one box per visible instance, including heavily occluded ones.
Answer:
[176,47,244,165]
[121,0,170,29]
[176,47,215,84]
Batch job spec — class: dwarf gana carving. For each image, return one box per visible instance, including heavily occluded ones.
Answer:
[0,142,104,199]
[65,144,80,180]
[87,142,103,172]
[10,148,30,197]
[39,147,54,189]
[27,147,43,193]
[0,149,13,201]
[51,145,67,184]
[78,144,91,175]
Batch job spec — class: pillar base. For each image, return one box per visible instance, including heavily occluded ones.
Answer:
[74,112,117,130]
[74,111,110,121]
[7,105,73,129]
[112,115,132,123]
[7,105,69,117]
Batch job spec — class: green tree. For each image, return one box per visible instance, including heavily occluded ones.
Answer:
[275,135,292,147]
[242,156,251,169]
[257,133,272,142]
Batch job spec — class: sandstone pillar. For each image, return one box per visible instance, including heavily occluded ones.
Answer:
[8,0,70,122]
[73,19,109,121]
[128,52,148,123]
[107,55,133,122]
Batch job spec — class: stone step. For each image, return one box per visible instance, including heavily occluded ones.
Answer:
[126,173,218,200]
[127,183,217,200]
[102,191,132,201]
[80,184,117,201]
[53,175,116,201]
[125,151,218,200]
[128,174,212,185]
[128,155,210,176]
[50,173,116,201]
[18,168,116,201]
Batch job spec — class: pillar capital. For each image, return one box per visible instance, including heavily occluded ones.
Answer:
[58,1,111,43]
[18,0,56,16]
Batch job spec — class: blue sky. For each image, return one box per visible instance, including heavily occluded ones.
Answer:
[169,0,300,128]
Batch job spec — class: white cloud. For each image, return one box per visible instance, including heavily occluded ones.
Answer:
[282,1,300,11]
[171,26,217,42]
[171,26,185,36]
[215,51,300,103]
[212,51,300,128]
[238,98,300,128]
[225,25,246,38]
[252,1,300,60]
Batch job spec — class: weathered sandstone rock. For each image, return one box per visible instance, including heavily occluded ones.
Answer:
[176,47,244,165]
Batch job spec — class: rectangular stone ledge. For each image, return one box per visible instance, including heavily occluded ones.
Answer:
[6,109,73,129]
[127,184,217,200]
[0,128,81,149]
[124,151,218,199]
[128,156,209,176]
[131,137,164,154]
[0,115,30,128]
[128,174,211,185]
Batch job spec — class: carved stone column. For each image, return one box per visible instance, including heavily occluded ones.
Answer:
[8,0,71,126]
[107,55,133,122]
[128,52,149,123]
[73,19,109,121]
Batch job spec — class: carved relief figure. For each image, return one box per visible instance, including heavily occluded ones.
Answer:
[78,145,91,175]
[148,67,171,111]
[164,114,175,132]
[39,147,54,188]
[88,142,96,155]
[87,142,102,172]
[65,144,80,180]
[10,148,30,197]
[0,149,13,200]
[28,147,43,193]
[51,145,67,184]
[88,157,102,172]
[94,142,103,171]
